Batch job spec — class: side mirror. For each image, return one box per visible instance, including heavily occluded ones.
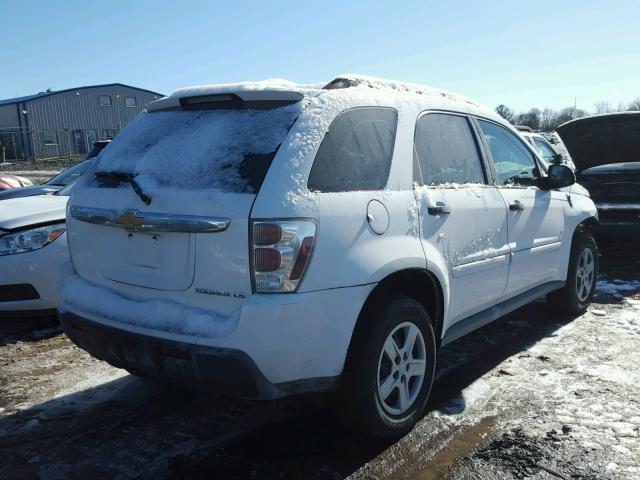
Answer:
[541,164,575,190]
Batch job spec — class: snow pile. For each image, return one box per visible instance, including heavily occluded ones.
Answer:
[328,73,480,107]
[93,103,302,194]
[59,275,237,338]
[596,279,640,298]
[169,78,323,98]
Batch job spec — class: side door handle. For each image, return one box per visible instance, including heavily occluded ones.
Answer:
[428,202,451,215]
[509,200,525,211]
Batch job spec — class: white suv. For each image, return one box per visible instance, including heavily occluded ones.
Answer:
[60,75,599,438]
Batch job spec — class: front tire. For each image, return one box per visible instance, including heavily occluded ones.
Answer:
[548,228,598,316]
[338,296,437,439]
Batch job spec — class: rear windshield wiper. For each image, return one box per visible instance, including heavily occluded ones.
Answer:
[95,171,152,205]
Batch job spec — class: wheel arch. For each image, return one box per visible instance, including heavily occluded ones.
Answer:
[577,215,599,233]
[571,215,599,247]
[347,268,446,356]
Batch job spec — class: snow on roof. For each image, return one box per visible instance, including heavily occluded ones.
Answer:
[557,111,640,129]
[162,74,481,109]
[324,74,482,107]
[168,78,325,99]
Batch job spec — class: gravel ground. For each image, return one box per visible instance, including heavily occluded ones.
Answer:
[0,251,638,479]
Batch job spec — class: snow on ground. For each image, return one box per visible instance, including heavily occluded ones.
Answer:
[596,279,640,298]
[0,327,130,419]
[352,288,640,480]
[1,266,639,479]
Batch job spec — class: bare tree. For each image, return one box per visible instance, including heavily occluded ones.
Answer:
[555,107,588,127]
[495,104,514,122]
[540,108,559,131]
[514,108,541,130]
[628,98,640,111]
[616,101,628,112]
[594,101,612,114]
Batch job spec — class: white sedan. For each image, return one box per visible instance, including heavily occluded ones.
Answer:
[0,194,68,320]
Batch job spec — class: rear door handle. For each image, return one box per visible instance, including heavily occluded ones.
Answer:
[428,202,451,215]
[509,200,525,211]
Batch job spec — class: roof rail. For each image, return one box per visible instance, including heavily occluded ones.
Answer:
[323,77,359,90]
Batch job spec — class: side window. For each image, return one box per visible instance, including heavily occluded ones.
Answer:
[478,120,539,186]
[307,107,398,192]
[414,113,485,185]
[533,138,557,164]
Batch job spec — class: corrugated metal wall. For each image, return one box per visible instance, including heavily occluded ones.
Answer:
[24,85,160,132]
[0,85,161,160]
[0,104,19,128]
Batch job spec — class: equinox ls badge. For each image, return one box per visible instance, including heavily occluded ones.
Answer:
[196,288,245,299]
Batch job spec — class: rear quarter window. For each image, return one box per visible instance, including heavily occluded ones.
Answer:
[307,107,398,192]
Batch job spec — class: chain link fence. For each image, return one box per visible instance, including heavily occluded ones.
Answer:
[0,128,119,162]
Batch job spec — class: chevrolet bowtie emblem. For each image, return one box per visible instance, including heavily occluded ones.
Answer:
[115,210,144,231]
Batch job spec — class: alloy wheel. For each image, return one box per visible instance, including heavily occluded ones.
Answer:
[576,247,595,302]
[376,321,427,416]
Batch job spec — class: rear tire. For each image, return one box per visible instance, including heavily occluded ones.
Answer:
[548,228,598,316]
[337,295,437,439]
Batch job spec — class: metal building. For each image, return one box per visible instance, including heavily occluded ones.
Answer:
[0,83,163,161]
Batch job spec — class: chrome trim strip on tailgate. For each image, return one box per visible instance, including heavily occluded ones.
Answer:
[70,206,230,233]
[595,203,640,211]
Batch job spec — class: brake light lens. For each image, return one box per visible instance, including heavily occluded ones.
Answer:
[252,220,316,292]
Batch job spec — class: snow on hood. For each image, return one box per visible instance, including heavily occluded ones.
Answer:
[556,112,640,172]
[0,194,67,230]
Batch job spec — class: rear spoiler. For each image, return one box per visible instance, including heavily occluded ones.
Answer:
[148,90,304,112]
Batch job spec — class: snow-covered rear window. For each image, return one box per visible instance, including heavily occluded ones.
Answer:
[93,103,302,193]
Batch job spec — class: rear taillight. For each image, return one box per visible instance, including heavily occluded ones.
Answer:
[251,220,316,292]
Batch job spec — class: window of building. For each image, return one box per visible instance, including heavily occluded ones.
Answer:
[478,120,539,186]
[99,95,112,107]
[414,113,485,185]
[43,131,58,145]
[307,107,398,192]
[125,96,137,108]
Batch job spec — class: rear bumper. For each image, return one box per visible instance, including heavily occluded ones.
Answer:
[59,282,373,399]
[60,311,300,399]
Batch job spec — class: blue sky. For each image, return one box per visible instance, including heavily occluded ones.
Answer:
[1,0,638,112]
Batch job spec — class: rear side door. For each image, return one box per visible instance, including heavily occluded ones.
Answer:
[475,119,566,298]
[414,112,510,324]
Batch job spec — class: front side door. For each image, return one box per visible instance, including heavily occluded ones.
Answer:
[414,112,510,324]
[476,119,566,299]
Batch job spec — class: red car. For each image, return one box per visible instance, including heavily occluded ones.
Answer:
[0,173,33,191]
